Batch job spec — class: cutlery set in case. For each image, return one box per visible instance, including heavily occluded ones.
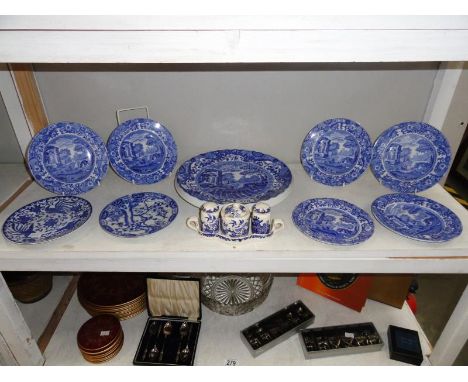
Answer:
[241,300,315,357]
[134,318,200,366]
[133,276,201,366]
[299,322,384,359]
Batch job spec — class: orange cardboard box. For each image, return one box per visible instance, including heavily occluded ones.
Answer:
[297,274,373,312]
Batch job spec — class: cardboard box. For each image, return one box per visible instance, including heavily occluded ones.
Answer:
[297,274,372,312]
[368,275,414,309]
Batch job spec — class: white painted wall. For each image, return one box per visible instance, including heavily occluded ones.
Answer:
[0,92,23,164]
[35,63,438,164]
[438,64,468,183]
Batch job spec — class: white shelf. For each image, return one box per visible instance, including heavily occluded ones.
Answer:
[16,275,72,341]
[1,16,468,63]
[0,164,30,207]
[0,165,467,274]
[43,276,432,366]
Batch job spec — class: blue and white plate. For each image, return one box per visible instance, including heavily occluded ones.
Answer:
[27,121,108,195]
[292,198,374,245]
[99,192,178,238]
[371,122,451,193]
[107,118,177,184]
[301,118,372,186]
[2,196,92,244]
[176,149,292,207]
[372,193,462,242]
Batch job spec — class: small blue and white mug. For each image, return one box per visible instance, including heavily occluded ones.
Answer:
[220,203,250,239]
[186,202,220,236]
[251,202,284,236]
[200,202,220,235]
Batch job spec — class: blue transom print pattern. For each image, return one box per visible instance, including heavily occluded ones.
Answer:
[99,192,178,238]
[176,149,292,205]
[107,118,177,184]
[371,122,451,193]
[292,198,374,245]
[251,215,270,235]
[2,196,92,244]
[301,118,372,186]
[371,193,462,242]
[27,121,108,195]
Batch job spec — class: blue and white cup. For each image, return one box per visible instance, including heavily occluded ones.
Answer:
[220,203,250,239]
[186,202,220,236]
[200,202,220,236]
[251,202,284,236]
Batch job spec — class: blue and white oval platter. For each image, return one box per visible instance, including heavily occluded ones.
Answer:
[176,149,292,206]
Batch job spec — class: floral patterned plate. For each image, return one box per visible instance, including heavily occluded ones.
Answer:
[2,196,92,244]
[99,192,178,238]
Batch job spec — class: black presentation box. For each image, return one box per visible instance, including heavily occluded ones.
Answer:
[387,325,423,365]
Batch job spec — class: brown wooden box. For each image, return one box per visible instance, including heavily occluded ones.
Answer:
[368,275,414,309]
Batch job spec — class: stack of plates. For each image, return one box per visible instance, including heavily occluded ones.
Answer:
[77,314,124,363]
[78,273,146,320]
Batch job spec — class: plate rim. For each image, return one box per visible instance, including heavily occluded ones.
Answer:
[292,197,375,246]
[300,118,372,187]
[107,118,177,185]
[98,191,179,238]
[27,121,108,195]
[2,195,93,245]
[371,193,463,243]
[175,148,293,207]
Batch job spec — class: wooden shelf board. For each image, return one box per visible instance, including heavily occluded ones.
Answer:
[1,16,468,63]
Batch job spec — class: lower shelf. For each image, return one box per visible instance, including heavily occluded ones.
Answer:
[43,276,432,366]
